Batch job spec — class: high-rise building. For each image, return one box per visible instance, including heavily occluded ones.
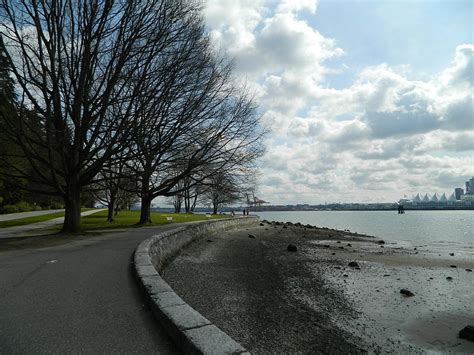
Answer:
[455,188,464,200]
[466,177,474,195]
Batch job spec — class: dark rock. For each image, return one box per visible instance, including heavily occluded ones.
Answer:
[287,244,297,252]
[323,245,330,248]
[450,265,457,268]
[378,240,385,245]
[265,228,269,230]
[446,276,453,280]
[449,253,454,256]
[414,247,417,250]
[248,234,256,239]
[348,261,359,267]
[383,274,390,277]
[259,223,265,226]
[275,221,282,226]
[206,239,213,242]
[343,274,348,277]
[459,325,474,341]
[380,245,384,248]
[282,225,287,229]
[466,269,472,272]
[331,252,336,255]
[336,241,341,244]
[400,289,415,297]
[347,243,352,247]
[338,246,344,249]
[355,267,361,270]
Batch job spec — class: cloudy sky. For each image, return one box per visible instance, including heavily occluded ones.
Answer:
[204,0,473,204]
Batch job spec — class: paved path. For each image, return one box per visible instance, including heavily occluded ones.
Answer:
[0,225,181,354]
[0,209,64,222]
[0,209,106,239]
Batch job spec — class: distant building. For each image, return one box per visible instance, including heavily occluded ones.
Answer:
[455,187,464,200]
[466,177,474,195]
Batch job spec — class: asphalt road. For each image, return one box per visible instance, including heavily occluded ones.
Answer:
[0,225,181,354]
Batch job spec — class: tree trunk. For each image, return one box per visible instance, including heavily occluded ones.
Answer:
[107,193,116,222]
[139,194,152,224]
[62,184,82,233]
[212,197,218,215]
[191,195,198,212]
[184,195,190,213]
[139,173,152,224]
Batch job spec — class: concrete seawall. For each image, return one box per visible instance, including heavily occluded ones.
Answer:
[134,217,258,354]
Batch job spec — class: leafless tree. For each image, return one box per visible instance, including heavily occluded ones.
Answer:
[126,21,266,224]
[92,155,137,222]
[0,0,201,232]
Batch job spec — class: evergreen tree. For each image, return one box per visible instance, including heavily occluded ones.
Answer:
[0,35,15,104]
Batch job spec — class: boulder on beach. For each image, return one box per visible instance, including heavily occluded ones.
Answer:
[377,240,385,245]
[400,289,415,297]
[348,261,359,267]
[459,325,474,341]
[287,244,297,252]
[248,234,256,239]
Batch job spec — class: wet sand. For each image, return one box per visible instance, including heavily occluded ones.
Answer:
[162,220,474,354]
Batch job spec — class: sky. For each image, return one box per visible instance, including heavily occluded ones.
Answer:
[204,0,474,204]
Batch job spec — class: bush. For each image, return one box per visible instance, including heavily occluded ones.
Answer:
[3,204,19,214]
[16,201,36,212]
[35,205,42,211]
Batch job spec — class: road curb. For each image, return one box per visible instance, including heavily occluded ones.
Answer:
[134,217,257,354]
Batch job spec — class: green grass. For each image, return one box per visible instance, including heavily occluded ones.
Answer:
[80,210,227,231]
[0,208,95,228]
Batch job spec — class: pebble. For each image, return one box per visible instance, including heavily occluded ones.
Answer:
[459,325,474,341]
[400,289,415,297]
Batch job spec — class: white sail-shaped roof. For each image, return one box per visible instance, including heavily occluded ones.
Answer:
[422,193,430,202]
[448,192,456,201]
[413,193,421,202]
[439,193,448,202]
[430,193,439,202]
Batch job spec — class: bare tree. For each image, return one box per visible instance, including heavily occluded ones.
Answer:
[92,155,136,222]
[126,27,265,224]
[202,172,240,214]
[0,0,200,232]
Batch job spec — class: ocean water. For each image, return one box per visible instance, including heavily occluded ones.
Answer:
[255,210,473,250]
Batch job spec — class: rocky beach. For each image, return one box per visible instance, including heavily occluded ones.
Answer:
[163,220,474,353]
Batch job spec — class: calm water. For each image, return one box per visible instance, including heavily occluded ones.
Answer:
[255,210,474,249]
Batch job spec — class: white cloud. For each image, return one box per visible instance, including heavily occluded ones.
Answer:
[205,1,474,204]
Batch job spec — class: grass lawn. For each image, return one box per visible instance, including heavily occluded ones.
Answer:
[80,210,227,231]
[0,208,95,228]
